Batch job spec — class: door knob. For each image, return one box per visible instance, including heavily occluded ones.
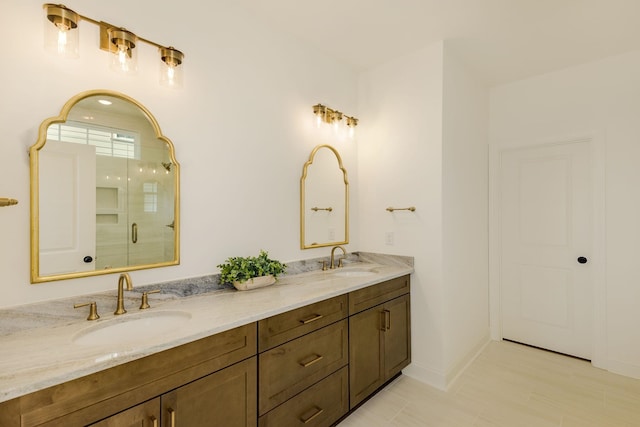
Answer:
[577,256,588,264]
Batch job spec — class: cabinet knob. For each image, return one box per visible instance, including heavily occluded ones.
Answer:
[577,256,588,264]
[83,256,93,263]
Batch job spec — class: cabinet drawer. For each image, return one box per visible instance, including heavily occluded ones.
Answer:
[349,275,410,314]
[258,366,348,427]
[259,319,348,415]
[258,295,348,352]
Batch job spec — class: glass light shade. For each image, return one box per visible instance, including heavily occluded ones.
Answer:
[348,125,355,139]
[43,4,79,58]
[159,48,184,88]
[108,28,138,75]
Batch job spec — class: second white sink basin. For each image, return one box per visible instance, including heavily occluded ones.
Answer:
[331,267,379,278]
[73,310,192,346]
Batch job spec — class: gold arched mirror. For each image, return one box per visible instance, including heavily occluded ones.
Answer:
[30,90,180,283]
[300,144,349,249]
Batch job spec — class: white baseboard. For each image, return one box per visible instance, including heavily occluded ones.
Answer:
[402,335,491,391]
[444,335,491,390]
[604,359,640,380]
[402,363,447,391]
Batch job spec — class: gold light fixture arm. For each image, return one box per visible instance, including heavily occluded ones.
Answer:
[0,198,18,207]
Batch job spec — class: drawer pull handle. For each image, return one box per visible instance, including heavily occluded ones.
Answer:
[150,415,158,427]
[168,408,176,427]
[300,313,324,324]
[384,309,391,330]
[300,354,324,367]
[301,407,324,424]
[380,310,387,331]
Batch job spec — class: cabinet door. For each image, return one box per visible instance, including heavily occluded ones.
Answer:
[383,294,411,379]
[89,398,160,427]
[349,306,384,409]
[161,357,257,427]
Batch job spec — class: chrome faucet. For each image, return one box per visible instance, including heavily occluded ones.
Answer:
[330,245,347,269]
[114,273,133,315]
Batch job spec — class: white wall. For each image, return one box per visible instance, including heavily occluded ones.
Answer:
[357,42,490,389]
[442,47,490,380]
[0,0,359,307]
[490,49,640,379]
[357,43,446,386]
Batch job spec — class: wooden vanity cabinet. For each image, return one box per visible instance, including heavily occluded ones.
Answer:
[348,275,411,409]
[0,274,411,427]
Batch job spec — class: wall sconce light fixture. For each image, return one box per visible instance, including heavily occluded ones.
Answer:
[313,103,358,138]
[43,3,185,87]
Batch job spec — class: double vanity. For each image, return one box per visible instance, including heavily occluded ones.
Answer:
[0,255,412,426]
[2,90,413,426]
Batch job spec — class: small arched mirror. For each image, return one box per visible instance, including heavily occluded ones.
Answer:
[300,144,349,249]
[30,90,180,283]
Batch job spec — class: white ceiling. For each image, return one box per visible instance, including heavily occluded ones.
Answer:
[234,0,640,86]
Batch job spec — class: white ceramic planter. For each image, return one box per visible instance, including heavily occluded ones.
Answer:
[232,275,276,291]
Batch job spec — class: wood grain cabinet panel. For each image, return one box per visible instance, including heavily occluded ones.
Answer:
[383,294,411,380]
[349,293,411,409]
[349,275,410,315]
[161,357,257,427]
[258,367,349,427]
[258,295,348,352]
[258,319,349,415]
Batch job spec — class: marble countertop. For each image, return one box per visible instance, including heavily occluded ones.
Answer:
[0,253,412,403]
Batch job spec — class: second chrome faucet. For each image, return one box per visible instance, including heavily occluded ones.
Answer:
[114,273,133,315]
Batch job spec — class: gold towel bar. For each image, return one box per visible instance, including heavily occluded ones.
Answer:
[386,206,416,212]
[0,198,18,207]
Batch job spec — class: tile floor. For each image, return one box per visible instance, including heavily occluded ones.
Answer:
[338,340,640,426]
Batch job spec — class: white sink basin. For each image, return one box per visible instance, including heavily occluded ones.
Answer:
[331,267,379,278]
[72,310,192,346]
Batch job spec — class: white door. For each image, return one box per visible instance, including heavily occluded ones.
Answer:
[500,140,593,359]
[39,140,96,276]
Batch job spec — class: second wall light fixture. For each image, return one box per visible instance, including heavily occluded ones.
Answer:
[43,3,184,88]
[313,104,359,138]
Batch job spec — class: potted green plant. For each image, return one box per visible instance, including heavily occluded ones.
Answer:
[217,250,286,291]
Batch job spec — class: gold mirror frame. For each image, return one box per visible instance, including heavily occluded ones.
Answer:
[30,89,180,283]
[300,144,349,249]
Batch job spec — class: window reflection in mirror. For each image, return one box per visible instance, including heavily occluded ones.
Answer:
[30,90,180,283]
[300,144,349,249]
